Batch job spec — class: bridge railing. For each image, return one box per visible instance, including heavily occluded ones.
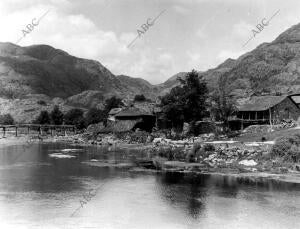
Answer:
[0,124,76,137]
[0,124,75,128]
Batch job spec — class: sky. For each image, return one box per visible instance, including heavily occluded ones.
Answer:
[1,0,300,84]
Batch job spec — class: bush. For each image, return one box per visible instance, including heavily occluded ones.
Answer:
[271,134,300,162]
[37,100,47,106]
[134,94,146,102]
[34,111,51,124]
[187,142,204,162]
[186,142,216,162]
[155,146,185,161]
[0,114,15,125]
[64,108,86,129]
[203,144,215,152]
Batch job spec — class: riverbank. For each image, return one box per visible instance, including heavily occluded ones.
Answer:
[1,134,300,184]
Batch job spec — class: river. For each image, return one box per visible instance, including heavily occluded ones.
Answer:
[0,142,299,229]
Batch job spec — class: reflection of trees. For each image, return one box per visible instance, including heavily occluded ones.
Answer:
[155,173,211,219]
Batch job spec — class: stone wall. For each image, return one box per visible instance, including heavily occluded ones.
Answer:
[272,97,300,123]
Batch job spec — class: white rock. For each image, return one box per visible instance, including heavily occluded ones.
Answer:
[239,159,257,166]
[49,153,76,159]
[153,138,162,143]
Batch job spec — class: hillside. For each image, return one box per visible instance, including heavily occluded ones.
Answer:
[0,42,157,100]
[199,24,300,97]
[3,22,300,122]
[0,42,159,121]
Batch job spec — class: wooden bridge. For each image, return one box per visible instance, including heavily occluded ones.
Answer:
[0,124,76,137]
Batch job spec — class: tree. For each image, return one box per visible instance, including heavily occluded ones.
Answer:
[34,111,51,124]
[160,70,209,128]
[160,86,185,128]
[134,94,146,102]
[210,72,236,128]
[50,105,64,125]
[104,96,123,113]
[85,108,106,126]
[64,108,86,129]
[0,114,15,125]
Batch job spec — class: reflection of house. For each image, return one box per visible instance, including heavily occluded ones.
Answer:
[229,95,300,130]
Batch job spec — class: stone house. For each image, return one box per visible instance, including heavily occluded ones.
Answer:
[229,95,300,130]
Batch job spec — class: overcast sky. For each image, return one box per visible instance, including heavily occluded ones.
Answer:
[1,0,300,84]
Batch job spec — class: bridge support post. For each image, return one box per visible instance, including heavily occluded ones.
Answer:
[15,127,18,137]
[2,127,5,138]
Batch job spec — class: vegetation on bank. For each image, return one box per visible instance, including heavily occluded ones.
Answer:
[0,114,15,125]
[29,96,125,129]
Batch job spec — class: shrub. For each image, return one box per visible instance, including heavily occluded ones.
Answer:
[187,142,205,162]
[190,142,202,155]
[271,134,300,162]
[37,100,47,106]
[34,111,51,124]
[187,142,216,162]
[134,94,146,102]
[64,108,86,129]
[203,144,215,152]
[155,146,185,160]
[0,114,15,125]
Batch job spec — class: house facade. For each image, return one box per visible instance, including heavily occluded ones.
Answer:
[229,95,300,130]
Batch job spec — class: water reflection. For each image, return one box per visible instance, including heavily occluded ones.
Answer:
[156,172,300,221]
[0,142,299,229]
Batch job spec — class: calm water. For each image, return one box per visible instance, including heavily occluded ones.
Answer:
[0,142,299,229]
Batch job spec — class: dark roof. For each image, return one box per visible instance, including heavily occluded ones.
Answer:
[99,119,142,133]
[238,96,287,111]
[115,107,153,118]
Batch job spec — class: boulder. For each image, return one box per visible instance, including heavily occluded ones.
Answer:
[239,159,257,166]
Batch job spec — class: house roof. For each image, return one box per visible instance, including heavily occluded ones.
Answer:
[99,119,142,133]
[290,95,300,104]
[115,107,153,117]
[237,96,287,111]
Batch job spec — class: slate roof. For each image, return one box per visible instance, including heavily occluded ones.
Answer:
[99,119,142,133]
[237,96,287,111]
[115,107,154,117]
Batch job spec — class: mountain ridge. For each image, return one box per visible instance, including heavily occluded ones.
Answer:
[2,21,300,122]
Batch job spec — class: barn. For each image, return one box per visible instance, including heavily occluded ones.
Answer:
[229,95,300,130]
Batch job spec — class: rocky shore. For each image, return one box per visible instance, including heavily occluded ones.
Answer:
[1,132,300,183]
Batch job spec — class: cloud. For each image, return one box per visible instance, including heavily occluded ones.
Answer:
[232,21,254,39]
[0,0,178,84]
[173,5,190,15]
